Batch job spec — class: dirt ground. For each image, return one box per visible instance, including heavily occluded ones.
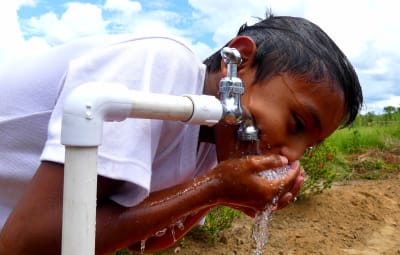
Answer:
[167,174,400,255]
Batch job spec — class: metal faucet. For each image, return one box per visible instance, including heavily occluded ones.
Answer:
[219,47,259,141]
[219,47,244,125]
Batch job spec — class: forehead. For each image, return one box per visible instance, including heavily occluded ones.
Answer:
[281,74,346,137]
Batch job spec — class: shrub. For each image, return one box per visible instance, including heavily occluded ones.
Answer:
[187,206,241,243]
[300,141,340,196]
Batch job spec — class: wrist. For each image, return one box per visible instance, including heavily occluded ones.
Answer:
[202,171,225,206]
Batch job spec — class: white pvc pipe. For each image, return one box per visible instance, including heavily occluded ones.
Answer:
[61,82,222,146]
[62,146,97,255]
[60,82,222,255]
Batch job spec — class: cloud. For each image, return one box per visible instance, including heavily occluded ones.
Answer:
[188,0,269,46]
[104,0,142,15]
[0,0,399,113]
[24,2,108,45]
[300,1,400,113]
[0,1,51,67]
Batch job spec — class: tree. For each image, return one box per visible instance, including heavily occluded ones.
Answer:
[383,106,396,122]
[384,106,396,115]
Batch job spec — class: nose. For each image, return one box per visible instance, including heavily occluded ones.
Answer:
[279,145,307,162]
[261,140,308,162]
[279,137,309,162]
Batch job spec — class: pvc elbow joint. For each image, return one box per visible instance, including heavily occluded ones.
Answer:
[61,82,134,146]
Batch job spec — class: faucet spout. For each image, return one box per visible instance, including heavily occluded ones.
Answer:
[237,107,259,141]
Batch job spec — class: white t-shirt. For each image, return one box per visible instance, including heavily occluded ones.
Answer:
[0,34,217,230]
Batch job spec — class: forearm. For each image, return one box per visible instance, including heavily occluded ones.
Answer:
[126,207,212,253]
[0,162,64,255]
[95,175,221,254]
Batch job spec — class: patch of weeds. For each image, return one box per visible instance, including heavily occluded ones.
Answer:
[348,148,400,179]
[300,141,340,197]
[187,206,241,244]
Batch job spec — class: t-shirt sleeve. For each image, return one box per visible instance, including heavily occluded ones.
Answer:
[40,36,206,207]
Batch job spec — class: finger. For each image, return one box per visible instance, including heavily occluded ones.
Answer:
[289,173,305,198]
[279,160,300,185]
[274,192,293,210]
[248,154,288,173]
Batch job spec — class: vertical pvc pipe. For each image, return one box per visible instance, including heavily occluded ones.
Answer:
[61,146,98,255]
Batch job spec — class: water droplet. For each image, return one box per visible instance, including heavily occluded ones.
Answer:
[154,228,167,237]
[175,217,185,231]
[170,225,177,242]
[140,239,146,255]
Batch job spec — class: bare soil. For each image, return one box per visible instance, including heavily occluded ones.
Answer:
[164,150,400,255]
[171,176,400,255]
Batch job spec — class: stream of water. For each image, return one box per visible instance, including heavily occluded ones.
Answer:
[252,165,291,255]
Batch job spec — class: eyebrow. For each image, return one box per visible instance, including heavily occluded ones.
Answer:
[279,74,323,133]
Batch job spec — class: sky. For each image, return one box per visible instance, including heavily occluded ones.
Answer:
[1,0,399,114]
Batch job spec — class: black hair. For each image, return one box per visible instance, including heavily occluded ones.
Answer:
[203,13,363,127]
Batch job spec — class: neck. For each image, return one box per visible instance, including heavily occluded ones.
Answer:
[203,71,221,96]
[198,125,215,144]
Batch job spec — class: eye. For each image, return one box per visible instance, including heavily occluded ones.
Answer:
[290,114,305,133]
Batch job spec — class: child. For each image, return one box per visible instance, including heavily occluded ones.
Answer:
[0,13,362,254]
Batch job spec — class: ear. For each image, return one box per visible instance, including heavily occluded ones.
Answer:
[220,36,257,74]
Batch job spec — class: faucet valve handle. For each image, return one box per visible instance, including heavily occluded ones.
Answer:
[221,47,242,64]
[221,47,242,78]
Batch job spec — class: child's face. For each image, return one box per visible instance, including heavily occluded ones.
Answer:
[215,72,345,162]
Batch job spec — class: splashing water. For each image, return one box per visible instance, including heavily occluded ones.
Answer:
[252,165,290,255]
[149,178,211,207]
[252,198,277,255]
[258,165,291,181]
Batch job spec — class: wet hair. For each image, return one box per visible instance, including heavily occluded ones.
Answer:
[203,12,363,127]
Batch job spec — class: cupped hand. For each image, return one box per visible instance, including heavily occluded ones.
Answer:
[273,161,305,210]
[210,154,302,212]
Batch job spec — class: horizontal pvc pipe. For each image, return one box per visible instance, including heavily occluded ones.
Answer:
[61,82,222,146]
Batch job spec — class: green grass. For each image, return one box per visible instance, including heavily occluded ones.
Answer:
[319,120,400,181]
[326,122,400,153]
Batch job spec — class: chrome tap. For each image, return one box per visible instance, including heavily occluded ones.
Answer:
[219,47,259,141]
[219,47,244,125]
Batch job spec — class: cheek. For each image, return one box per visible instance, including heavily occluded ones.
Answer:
[250,104,288,144]
[243,85,290,145]
[317,94,346,137]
